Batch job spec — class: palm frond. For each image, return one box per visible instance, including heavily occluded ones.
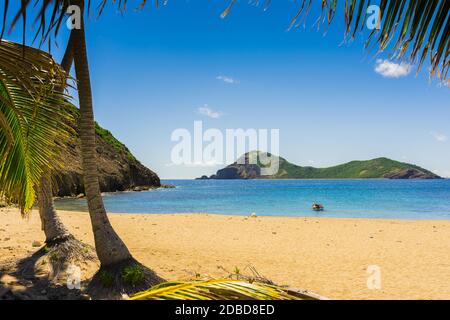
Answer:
[0,40,74,214]
[2,0,159,47]
[221,0,449,81]
[129,279,320,300]
[0,39,67,98]
[4,1,448,80]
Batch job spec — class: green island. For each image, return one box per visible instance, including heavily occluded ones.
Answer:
[200,151,440,180]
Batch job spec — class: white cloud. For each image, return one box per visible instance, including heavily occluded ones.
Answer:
[430,131,448,142]
[374,59,412,78]
[216,75,239,84]
[198,105,222,119]
[439,79,450,88]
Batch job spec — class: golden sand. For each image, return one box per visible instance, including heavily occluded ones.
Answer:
[1,208,450,299]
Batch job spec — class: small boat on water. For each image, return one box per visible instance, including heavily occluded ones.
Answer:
[312,203,324,211]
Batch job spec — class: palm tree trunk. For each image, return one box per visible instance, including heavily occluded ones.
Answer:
[72,1,132,266]
[36,32,75,244]
[37,171,71,243]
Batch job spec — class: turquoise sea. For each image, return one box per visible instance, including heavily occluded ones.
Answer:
[54,179,450,220]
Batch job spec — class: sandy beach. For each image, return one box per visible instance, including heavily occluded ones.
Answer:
[1,207,450,299]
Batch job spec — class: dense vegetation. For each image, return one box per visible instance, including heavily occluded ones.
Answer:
[276,156,437,179]
[94,123,136,161]
[208,151,440,179]
[68,105,136,161]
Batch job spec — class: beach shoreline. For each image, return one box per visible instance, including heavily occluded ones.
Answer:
[1,207,450,299]
[53,179,450,220]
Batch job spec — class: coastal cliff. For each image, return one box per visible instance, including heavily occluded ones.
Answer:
[53,113,160,197]
[199,151,441,180]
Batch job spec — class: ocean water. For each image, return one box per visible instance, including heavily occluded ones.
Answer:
[54,179,450,220]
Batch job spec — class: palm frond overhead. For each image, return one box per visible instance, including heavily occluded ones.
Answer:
[1,0,158,48]
[221,0,449,81]
[129,279,321,300]
[0,40,74,214]
[3,1,447,80]
[0,38,67,98]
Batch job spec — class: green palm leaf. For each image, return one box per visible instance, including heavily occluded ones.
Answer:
[129,279,321,300]
[220,0,449,81]
[0,40,74,214]
[4,1,448,80]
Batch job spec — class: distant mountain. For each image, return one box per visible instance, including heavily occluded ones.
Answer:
[198,151,441,180]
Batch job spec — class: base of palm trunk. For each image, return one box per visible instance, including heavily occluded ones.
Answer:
[45,234,76,246]
[17,234,96,283]
[87,258,165,299]
[44,235,96,272]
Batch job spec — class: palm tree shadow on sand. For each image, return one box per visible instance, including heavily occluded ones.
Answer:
[0,238,97,300]
[0,242,165,300]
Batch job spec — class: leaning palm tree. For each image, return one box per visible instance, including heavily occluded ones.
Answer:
[3,0,165,297]
[0,40,94,273]
[71,1,133,266]
[70,2,164,297]
[36,33,75,246]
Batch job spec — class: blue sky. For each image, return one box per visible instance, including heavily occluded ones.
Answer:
[5,1,450,178]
